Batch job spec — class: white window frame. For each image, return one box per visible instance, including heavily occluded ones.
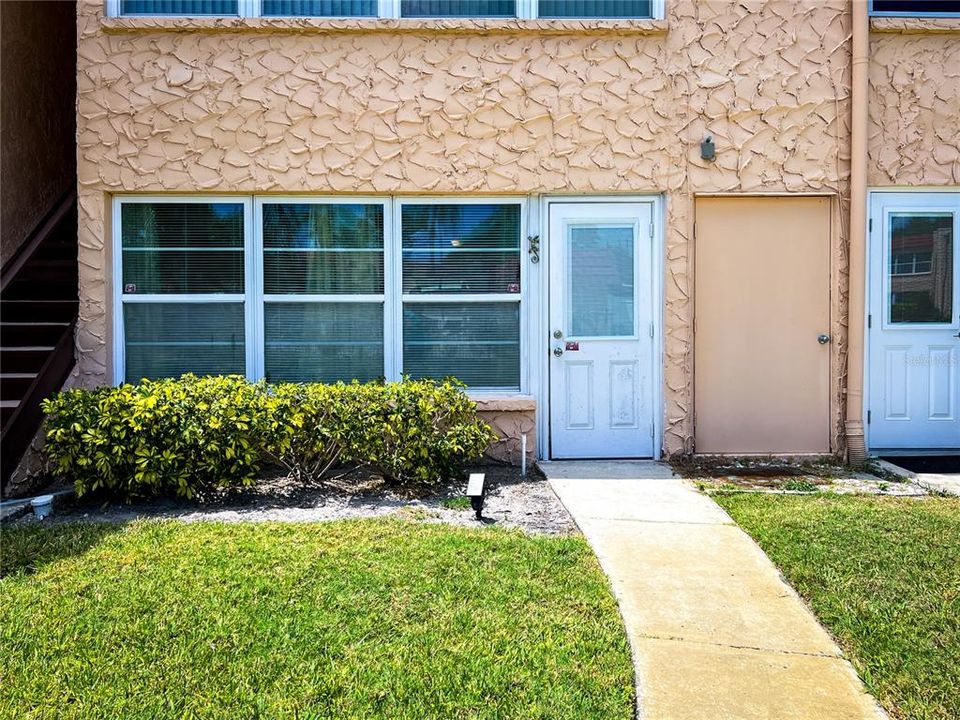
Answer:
[254,196,393,382]
[112,195,256,384]
[394,197,527,393]
[107,0,663,19]
[113,195,528,393]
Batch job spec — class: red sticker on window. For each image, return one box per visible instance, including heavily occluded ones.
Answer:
[507,283,520,293]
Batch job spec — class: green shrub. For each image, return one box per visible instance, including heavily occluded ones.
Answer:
[265,378,495,487]
[262,381,380,483]
[364,379,496,486]
[43,376,495,499]
[42,375,270,500]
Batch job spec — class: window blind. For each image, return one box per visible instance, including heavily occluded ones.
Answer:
[537,0,652,18]
[261,0,378,14]
[120,0,239,14]
[124,303,245,380]
[403,303,520,389]
[401,204,520,295]
[264,303,384,382]
[400,203,521,389]
[121,203,245,295]
[400,0,516,17]
[262,203,384,294]
[262,202,386,383]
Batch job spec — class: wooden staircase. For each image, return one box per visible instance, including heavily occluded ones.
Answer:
[1,190,78,493]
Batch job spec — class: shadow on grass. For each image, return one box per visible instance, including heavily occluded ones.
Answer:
[0,522,126,578]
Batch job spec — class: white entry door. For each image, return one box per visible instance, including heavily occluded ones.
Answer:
[548,202,656,459]
[868,192,960,450]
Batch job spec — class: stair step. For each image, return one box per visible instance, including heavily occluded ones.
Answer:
[8,267,77,288]
[1,348,54,373]
[0,373,37,401]
[1,277,76,301]
[1,322,69,346]
[0,400,19,427]
[2,300,78,323]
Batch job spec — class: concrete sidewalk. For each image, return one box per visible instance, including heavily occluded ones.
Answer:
[541,461,887,720]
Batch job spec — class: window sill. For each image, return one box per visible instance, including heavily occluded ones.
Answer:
[100,16,668,36]
[870,16,960,33]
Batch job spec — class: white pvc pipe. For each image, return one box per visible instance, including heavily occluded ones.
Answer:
[521,434,527,477]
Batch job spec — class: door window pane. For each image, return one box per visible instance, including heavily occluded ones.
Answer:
[888,213,953,324]
[124,303,245,380]
[403,303,520,389]
[568,224,635,337]
[401,204,520,294]
[262,203,384,294]
[400,0,515,17]
[537,0,652,18]
[120,0,239,14]
[121,203,245,295]
[262,0,377,15]
[264,302,383,382]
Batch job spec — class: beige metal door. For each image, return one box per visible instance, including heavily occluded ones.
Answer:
[694,197,831,453]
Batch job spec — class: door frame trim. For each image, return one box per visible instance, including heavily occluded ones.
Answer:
[537,195,664,460]
[864,187,960,452]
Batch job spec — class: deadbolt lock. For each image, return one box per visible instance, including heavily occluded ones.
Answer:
[553,330,563,339]
[817,334,831,345]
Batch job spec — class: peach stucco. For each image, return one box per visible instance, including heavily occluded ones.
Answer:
[74,0,959,456]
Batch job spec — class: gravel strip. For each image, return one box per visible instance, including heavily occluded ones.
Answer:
[10,466,576,536]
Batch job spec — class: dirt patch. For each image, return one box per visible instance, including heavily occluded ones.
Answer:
[12,465,576,536]
[672,456,929,497]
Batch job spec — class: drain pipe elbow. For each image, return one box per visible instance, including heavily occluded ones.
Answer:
[845,421,866,465]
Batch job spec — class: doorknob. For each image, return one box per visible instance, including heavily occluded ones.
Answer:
[553,347,564,357]
[817,334,831,345]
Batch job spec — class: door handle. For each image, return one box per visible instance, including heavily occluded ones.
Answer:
[954,331,960,339]
[817,334,831,345]
[553,347,564,357]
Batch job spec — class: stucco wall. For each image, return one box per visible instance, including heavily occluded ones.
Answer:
[76,0,859,455]
[868,23,960,186]
[1,1,77,265]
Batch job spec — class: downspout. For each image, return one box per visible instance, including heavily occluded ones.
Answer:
[845,0,869,464]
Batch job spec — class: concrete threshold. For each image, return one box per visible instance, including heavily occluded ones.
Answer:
[541,460,887,720]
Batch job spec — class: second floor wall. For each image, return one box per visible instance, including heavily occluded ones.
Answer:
[78,0,856,198]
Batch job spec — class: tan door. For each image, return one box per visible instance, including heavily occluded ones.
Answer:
[694,197,831,453]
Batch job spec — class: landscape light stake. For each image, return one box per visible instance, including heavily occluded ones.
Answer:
[467,473,486,521]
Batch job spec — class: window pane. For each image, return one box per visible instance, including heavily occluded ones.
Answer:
[400,0,515,17]
[263,204,384,294]
[120,0,239,14]
[121,203,244,295]
[872,0,960,15]
[264,302,384,383]
[568,224,635,337]
[537,0,652,18]
[124,303,245,381]
[889,213,954,324]
[261,0,378,16]
[403,302,519,389]
[401,204,520,294]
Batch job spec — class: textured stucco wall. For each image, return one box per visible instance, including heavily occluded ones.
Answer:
[475,396,537,465]
[1,1,77,265]
[868,25,960,186]
[76,0,859,455]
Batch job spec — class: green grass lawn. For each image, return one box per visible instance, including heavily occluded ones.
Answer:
[0,519,633,720]
[715,493,960,720]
